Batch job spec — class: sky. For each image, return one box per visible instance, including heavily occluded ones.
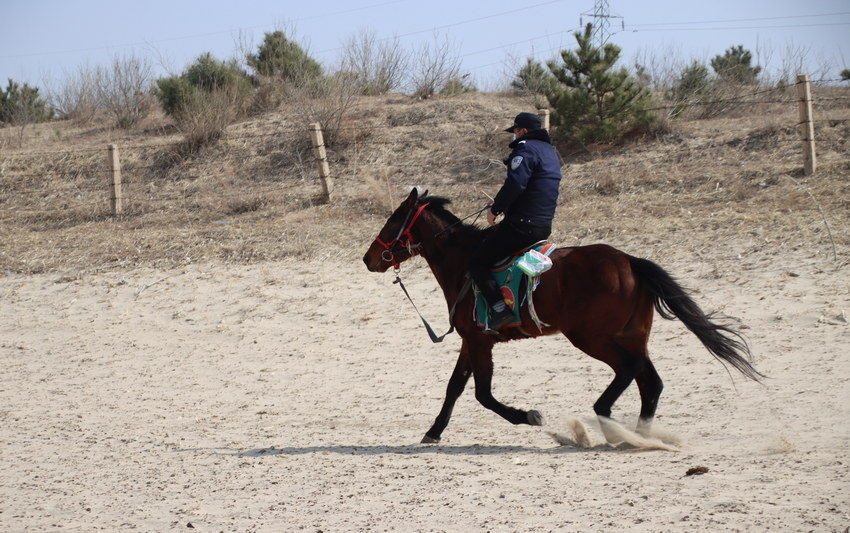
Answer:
[1,0,849,90]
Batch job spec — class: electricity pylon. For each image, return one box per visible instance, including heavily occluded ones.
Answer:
[580,0,623,48]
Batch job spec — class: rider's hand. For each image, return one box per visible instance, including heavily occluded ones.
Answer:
[486,210,497,226]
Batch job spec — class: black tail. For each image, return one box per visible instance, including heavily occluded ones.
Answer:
[629,256,764,382]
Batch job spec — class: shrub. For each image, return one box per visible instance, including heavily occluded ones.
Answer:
[511,58,556,95]
[669,61,711,101]
[248,31,323,82]
[0,79,52,126]
[155,76,195,116]
[631,44,694,92]
[841,69,850,81]
[340,28,407,95]
[668,61,713,117]
[155,53,252,117]
[546,24,655,145]
[246,32,325,113]
[711,45,761,84]
[154,53,253,153]
[173,85,245,153]
[410,35,462,99]
[184,53,253,93]
[49,64,100,124]
[95,54,154,128]
[250,77,285,114]
[283,73,360,148]
[440,75,476,96]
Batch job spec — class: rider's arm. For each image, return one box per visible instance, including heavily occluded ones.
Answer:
[491,145,535,216]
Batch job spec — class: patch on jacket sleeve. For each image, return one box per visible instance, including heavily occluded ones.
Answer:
[510,156,523,170]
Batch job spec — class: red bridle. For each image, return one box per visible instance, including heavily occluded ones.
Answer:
[374,202,430,270]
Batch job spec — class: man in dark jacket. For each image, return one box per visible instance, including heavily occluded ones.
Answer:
[469,112,562,330]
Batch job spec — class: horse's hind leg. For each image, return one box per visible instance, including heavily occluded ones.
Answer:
[617,308,663,432]
[568,336,644,442]
[634,359,663,433]
[422,343,472,443]
[593,344,644,419]
[618,295,662,433]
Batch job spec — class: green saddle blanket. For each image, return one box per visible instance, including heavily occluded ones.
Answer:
[473,241,557,330]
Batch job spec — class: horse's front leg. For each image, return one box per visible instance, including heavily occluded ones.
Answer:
[421,342,472,443]
[470,340,543,427]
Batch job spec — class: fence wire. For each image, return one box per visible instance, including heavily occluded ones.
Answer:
[1,82,848,219]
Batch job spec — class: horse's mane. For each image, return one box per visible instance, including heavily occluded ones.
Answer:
[420,195,490,243]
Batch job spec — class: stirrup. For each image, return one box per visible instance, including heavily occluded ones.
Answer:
[488,306,515,330]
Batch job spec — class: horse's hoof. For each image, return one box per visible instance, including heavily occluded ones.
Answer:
[527,410,544,426]
[421,435,440,444]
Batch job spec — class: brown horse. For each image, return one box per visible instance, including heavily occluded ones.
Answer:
[363,188,762,444]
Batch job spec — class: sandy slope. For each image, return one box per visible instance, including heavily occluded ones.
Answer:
[1,251,848,531]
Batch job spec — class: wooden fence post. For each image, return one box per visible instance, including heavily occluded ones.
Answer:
[308,123,333,203]
[538,108,550,130]
[795,74,817,175]
[107,144,123,215]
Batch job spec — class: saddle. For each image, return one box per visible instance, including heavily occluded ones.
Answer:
[472,241,557,331]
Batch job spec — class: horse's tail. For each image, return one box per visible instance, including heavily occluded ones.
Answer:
[628,256,764,382]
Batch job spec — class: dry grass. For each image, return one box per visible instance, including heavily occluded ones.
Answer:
[0,88,848,274]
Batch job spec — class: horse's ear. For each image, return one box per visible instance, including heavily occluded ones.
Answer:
[405,187,420,204]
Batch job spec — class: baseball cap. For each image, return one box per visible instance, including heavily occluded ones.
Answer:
[504,112,542,132]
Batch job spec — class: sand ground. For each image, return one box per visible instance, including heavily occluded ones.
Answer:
[1,249,848,531]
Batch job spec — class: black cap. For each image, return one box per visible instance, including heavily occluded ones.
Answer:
[504,112,542,132]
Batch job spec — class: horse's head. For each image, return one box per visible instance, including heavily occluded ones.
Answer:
[363,187,430,272]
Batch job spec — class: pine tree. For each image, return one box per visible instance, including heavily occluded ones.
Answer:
[668,61,713,116]
[511,58,556,94]
[248,31,323,82]
[710,45,761,84]
[670,61,711,101]
[0,79,52,125]
[841,69,850,81]
[546,24,654,145]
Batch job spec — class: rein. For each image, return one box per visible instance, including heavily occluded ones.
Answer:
[429,205,490,240]
[393,275,472,343]
[375,202,489,343]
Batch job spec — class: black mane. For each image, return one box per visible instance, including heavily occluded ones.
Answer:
[420,195,490,242]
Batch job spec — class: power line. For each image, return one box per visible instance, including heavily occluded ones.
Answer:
[626,11,850,27]
[625,21,850,33]
[459,29,574,59]
[313,0,568,55]
[466,39,575,71]
[0,0,413,60]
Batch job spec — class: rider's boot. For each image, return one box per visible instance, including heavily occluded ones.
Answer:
[482,277,514,329]
[489,300,515,330]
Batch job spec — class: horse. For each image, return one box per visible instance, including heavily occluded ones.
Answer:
[362,188,762,445]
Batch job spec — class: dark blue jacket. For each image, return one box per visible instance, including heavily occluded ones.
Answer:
[490,129,561,227]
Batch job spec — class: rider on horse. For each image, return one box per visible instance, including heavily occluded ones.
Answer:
[469,112,563,330]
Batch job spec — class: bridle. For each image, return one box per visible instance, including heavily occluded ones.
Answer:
[371,201,489,343]
[373,202,490,270]
[374,202,430,270]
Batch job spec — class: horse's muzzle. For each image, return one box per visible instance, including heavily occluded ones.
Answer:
[363,253,382,272]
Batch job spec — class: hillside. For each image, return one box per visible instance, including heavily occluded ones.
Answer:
[0,88,848,274]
